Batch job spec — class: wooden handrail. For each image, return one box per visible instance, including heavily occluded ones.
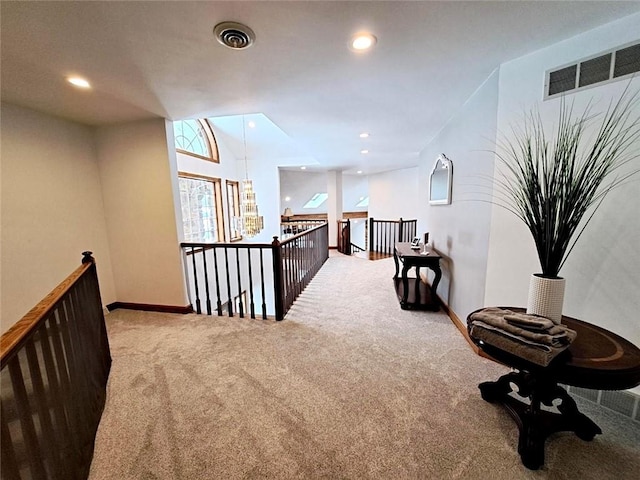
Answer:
[181,223,329,321]
[279,222,327,245]
[181,241,273,248]
[0,252,95,365]
[1,251,111,478]
[181,222,327,253]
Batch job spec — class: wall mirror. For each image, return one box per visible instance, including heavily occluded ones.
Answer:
[429,154,453,205]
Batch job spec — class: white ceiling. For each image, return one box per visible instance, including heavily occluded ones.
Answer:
[2,1,640,175]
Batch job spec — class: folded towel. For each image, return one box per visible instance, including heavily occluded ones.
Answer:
[469,308,576,347]
[503,313,555,332]
[471,320,551,351]
[469,323,570,367]
[470,307,514,322]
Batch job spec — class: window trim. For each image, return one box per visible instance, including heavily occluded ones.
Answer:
[226,180,242,241]
[178,172,225,242]
[175,119,220,163]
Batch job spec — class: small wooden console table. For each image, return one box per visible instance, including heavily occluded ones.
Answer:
[393,243,442,311]
[467,307,640,470]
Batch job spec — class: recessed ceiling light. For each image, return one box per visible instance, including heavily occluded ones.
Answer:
[359,132,370,138]
[360,149,369,154]
[351,33,377,51]
[301,166,307,170]
[285,196,291,202]
[67,76,91,89]
[248,121,256,128]
[357,170,363,174]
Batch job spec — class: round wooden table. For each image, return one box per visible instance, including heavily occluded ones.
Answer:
[467,307,640,470]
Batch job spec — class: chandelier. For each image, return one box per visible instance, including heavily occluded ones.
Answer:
[234,116,264,238]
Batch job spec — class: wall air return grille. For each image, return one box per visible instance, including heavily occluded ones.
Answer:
[578,53,611,88]
[614,43,640,78]
[548,65,577,96]
[545,41,640,99]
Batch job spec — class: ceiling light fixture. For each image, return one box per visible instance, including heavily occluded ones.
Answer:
[359,132,370,138]
[301,166,307,170]
[357,170,363,174]
[350,32,377,51]
[67,76,91,89]
[233,115,264,238]
[361,149,369,154]
[248,121,256,128]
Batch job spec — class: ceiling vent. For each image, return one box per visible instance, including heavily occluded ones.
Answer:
[545,41,640,99]
[213,22,255,50]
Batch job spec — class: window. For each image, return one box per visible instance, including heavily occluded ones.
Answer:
[174,119,219,163]
[356,196,369,207]
[226,180,241,240]
[179,173,225,242]
[303,193,328,209]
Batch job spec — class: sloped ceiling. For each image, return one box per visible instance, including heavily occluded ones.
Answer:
[2,1,639,174]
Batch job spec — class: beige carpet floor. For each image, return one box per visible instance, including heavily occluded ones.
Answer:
[89,252,640,479]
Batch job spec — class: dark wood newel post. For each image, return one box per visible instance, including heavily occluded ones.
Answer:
[346,218,351,255]
[399,217,404,243]
[272,236,285,321]
[369,217,374,252]
[82,251,95,264]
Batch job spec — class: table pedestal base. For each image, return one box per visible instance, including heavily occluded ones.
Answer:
[479,371,602,470]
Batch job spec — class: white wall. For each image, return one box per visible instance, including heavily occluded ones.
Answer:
[368,167,420,221]
[326,170,343,248]
[0,103,116,333]
[279,169,368,247]
[279,170,328,215]
[342,174,369,214]
[279,170,369,216]
[417,71,500,319]
[95,119,187,307]
[485,14,640,346]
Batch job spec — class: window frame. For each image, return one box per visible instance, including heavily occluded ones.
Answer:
[175,119,220,163]
[178,172,226,243]
[226,180,242,241]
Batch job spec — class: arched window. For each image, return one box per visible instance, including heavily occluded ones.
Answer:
[174,119,219,163]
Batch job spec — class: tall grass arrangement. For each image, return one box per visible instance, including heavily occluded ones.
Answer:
[494,87,640,279]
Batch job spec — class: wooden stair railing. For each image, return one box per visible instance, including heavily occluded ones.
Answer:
[0,252,111,480]
[368,217,417,256]
[182,222,329,321]
[277,223,329,317]
[337,219,366,256]
[350,243,365,253]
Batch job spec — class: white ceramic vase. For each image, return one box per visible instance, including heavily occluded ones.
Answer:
[526,274,566,324]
